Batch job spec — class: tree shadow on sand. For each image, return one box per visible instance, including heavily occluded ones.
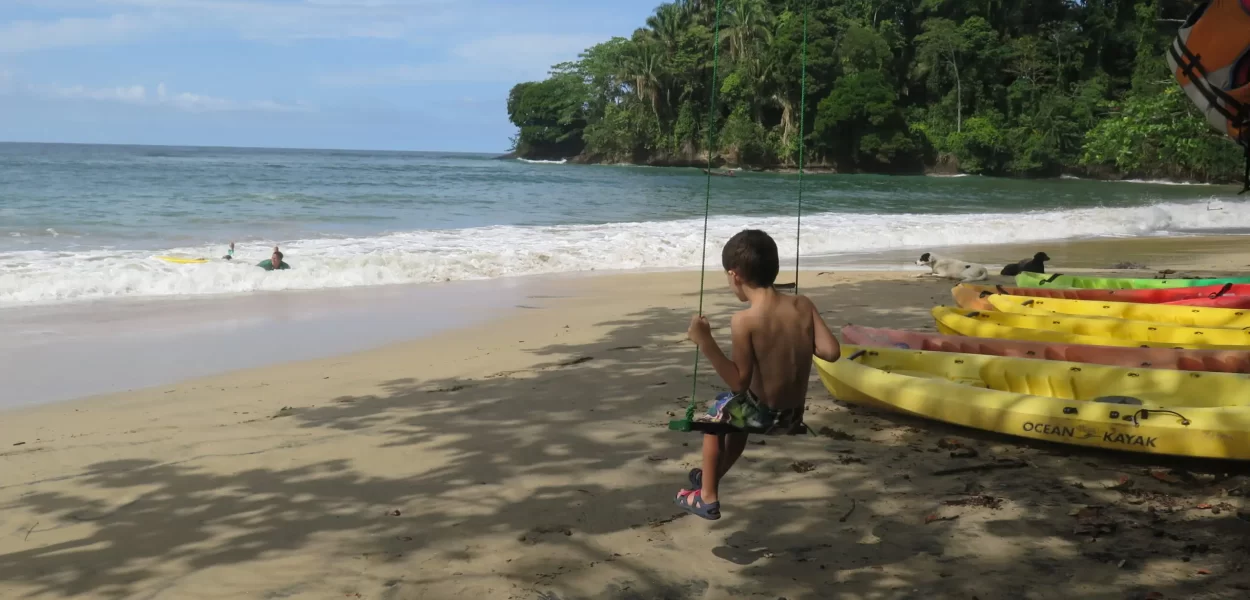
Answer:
[3,277,1250,599]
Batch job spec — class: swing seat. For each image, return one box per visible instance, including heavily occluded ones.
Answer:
[667,418,812,436]
[672,390,811,435]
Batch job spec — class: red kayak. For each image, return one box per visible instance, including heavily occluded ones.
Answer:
[953,283,1250,311]
[841,325,1250,373]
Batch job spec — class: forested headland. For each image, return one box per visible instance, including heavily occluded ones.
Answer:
[505,0,1242,182]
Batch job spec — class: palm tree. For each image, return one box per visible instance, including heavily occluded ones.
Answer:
[646,2,688,53]
[914,18,967,133]
[720,0,772,63]
[771,83,799,154]
[741,50,776,123]
[677,0,713,25]
[621,41,666,118]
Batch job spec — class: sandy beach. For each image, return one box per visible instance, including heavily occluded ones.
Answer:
[5,237,1250,599]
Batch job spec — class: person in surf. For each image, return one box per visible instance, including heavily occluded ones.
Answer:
[257,246,290,271]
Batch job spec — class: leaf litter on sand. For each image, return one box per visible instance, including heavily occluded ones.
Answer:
[817,427,855,441]
[936,438,966,450]
[790,461,816,473]
[942,495,1003,510]
[1070,505,1117,538]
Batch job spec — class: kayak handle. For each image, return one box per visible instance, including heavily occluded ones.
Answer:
[1131,409,1191,427]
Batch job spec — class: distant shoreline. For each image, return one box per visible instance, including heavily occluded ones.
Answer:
[500,153,1230,186]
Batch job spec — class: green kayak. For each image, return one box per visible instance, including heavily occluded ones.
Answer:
[1016,271,1250,290]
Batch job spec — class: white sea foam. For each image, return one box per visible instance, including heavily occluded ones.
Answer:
[517,158,568,165]
[1119,178,1215,186]
[2,199,1248,305]
[1055,174,1214,185]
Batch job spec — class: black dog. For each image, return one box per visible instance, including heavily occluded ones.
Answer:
[1000,252,1050,276]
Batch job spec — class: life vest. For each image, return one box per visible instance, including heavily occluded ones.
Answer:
[1167,0,1250,191]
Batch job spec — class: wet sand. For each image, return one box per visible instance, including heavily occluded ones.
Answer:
[0,278,532,408]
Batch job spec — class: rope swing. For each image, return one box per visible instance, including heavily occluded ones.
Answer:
[669,0,810,434]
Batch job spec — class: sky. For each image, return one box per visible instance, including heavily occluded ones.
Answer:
[0,0,658,152]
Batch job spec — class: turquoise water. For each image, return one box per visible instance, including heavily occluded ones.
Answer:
[0,142,1242,306]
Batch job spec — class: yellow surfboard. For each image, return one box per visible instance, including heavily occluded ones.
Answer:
[156,256,209,264]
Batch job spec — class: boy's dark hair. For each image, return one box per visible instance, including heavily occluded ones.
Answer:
[721,229,779,288]
[274,251,284,260]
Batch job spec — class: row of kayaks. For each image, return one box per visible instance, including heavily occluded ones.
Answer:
[1015,270,1250,290]
[812,271,1250,460]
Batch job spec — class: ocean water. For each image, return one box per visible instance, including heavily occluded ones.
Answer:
[1,142,1245,307]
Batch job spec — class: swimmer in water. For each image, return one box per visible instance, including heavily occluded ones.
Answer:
[223,242,235,261]
[257,246,290,271]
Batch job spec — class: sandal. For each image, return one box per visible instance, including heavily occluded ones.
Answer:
[688,468,703,490]
[674,489,721,520]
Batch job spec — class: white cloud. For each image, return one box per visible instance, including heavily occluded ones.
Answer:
[318,33,603,85]
[450,33,600,64]
[0,14,162,54]
[23,81,314,113]
[1,0,464,49]
[156,82,232,111]
[43,83,148,103]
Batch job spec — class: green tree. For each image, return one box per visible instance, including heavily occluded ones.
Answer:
[584,102,663,161]
[721,0,773,63]
[553,38,631,122]
[503,0,1241,182]
[767,9,836,160]
[947,114,1011,174]
[815,71,917,169]
[622,38,666,118]
[838,23,892,75]
[914,18,969,132]
[506,74,589,159]
[1081,86,1242,181]
[720,104,771,164]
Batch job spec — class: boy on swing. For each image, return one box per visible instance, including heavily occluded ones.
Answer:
[676,229,842,520]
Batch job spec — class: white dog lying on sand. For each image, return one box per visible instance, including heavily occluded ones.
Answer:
[915,252,990,283]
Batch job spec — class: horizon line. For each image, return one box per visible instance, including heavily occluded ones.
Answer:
[0,140,512,155]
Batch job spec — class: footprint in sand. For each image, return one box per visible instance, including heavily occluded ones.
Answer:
[518,525,573,544]
[791,460,817,473]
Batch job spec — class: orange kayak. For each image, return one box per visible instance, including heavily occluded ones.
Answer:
[953,283,1250,311]
[841,325,1250,373]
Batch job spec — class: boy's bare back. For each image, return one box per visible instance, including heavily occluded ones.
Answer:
[689,228,841,420]
[734,292,824,413]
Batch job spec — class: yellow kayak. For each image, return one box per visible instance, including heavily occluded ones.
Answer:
[931,306,1250,348]
[986,293,1250,328]
[814,346,1250,459]
[156,256,209,264]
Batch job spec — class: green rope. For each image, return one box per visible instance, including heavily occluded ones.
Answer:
[670,0,811,432]
[793,5,808,294]
[672,0,724,432]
